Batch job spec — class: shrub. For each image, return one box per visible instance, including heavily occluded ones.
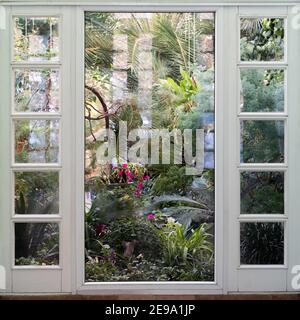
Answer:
[103,216,162,260]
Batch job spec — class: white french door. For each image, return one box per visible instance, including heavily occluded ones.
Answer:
[0,6,74,293]
[226,5,300,292]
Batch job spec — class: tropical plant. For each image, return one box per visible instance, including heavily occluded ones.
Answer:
[240,18,284,61]
[158,218,213,266]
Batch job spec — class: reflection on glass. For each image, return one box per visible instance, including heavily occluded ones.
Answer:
[84,12,215,282]
[241,120,284,163]
[240,69,284,112]
[14,17,59,62]
[15,171,59,215]
[241,171,284,214]
[14,69,60,113]
[15,223,59,265]
[240,18,284,61]
[240,222,284,265]
[15,119,59,163]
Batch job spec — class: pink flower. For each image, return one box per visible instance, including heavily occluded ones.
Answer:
[118,170,124,177]
[125,170,133,178]
[134,190,141,198]
[147,213,155,220]
[143,175,150,181]
[137,182,143,190]
[122,163,128,169]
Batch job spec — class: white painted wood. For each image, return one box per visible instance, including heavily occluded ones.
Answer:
[8,5,73,293]
[12,269,61,293]
[286,5,300,292]
[0,6,12,294]
[238,269,287,292]
[223,5,240,293]
[234,5,292,292]
[1,1,298,6]
[74,5,85,293]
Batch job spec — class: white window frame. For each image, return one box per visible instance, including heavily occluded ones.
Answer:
[0,1,299,295]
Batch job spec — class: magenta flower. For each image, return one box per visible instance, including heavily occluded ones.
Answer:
[118,170,124,177]
[147,213,155,220]
[122,163,128,169]
[137,182,143,190]
[143,175,150,181]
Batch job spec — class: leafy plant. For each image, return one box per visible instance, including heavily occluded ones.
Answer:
[158,68,200,110]
[240,223,284,264]
[102,217,162,260]
[158,218,213,266]
[151,166,193,194]
[241,18,284,61]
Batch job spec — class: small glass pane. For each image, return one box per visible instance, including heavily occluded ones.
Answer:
[240,69,284,112]
[14,17,59,62]
[15,223,59,265]
[240,222,284,265]
[240,18,284,61]
[240,120,284,163]
[15,171,59,215]
[15,119,59,163]
[14,69,60,113]
[241,171,284,214]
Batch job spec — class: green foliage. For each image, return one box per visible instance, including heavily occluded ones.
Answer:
[151,166,193,194]
[103,217,162,260]
[15,172,59,215]
[241,18,284,61]
[241,172,284,214]
[158,68,200,108]
[15,223,59,265]
[240,223,284,264]
[85,254,213,282]
[241,69,284,112]
[242,120,283,163]
[158,219,213,266]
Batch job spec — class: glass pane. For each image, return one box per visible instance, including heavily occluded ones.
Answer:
[14,69,60,113]
[240,120,284,163]
[15,119,59,163]
[15,223,59,265]
[240,18,284,61]
[84,12,215,282]
[14,17,59,62]
[15,171,59,215]
[240,69,284,112]
[240,222,284,265]
[241,171,284,214]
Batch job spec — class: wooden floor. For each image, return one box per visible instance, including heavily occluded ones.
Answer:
[1,294,300,300]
